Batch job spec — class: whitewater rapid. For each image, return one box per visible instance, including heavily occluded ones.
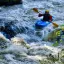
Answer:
[0,0,64,64]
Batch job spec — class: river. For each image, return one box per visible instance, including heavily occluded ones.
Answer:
[0,0,64,64]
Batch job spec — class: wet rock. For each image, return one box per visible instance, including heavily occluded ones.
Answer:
[28,44,61,62]
[60,49,64,63]
[29,47,52,56]
[46,28,64,42]
[29,45,60,54]
[0,32,10,49]
[0,0,22,6]
[11,37,30,49]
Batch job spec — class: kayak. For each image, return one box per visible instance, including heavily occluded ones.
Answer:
[35,20,50,28]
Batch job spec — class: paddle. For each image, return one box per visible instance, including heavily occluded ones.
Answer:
[33,8,39,13]
[33,8,59,27]
[51,22,58,27]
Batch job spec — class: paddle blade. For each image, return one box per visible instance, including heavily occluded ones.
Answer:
[52,22,58,27]
[32,8,39,13]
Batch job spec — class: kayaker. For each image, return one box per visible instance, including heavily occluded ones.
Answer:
[38,10,52,22]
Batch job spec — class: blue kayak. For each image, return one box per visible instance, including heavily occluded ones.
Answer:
[35,20,50,28]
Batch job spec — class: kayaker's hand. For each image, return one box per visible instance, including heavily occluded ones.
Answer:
[38,14,43,17]
[49,20,52,22]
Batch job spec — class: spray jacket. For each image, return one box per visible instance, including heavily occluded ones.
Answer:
[38,13,52,22]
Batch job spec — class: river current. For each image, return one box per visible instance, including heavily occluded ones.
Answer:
[0,0,64,64]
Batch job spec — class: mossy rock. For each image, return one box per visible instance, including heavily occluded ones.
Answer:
[46,29,60,41]
[46,27,64,42]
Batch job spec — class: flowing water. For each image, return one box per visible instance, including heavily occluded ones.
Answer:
[0,0,64,64]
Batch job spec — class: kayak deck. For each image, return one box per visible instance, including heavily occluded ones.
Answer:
[35,20,50,29]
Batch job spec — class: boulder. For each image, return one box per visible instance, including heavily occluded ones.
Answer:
[46,26,64,42]
[11,37,30,49]
[0,32,10,49]
[0,0,22,6]
[47,28,61,42]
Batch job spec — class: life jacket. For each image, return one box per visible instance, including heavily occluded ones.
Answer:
[43,14,52,21]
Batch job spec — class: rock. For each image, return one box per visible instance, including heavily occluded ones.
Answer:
[11,37,30,49]
[28,45,61,58]
[60,49,64,63]
[0,0,22,6]
[28,44,62,63]
[0,32,10,49]
[46,28,62,42]
[45,25,64,42]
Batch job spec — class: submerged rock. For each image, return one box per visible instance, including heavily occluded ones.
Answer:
[0,0,22,6]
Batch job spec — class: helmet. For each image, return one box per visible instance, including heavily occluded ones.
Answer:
[45,10,49,13]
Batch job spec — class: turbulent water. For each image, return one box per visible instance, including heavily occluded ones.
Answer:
[0,0,64,64]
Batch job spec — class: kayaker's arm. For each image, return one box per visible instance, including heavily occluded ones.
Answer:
[38,14,43,17]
